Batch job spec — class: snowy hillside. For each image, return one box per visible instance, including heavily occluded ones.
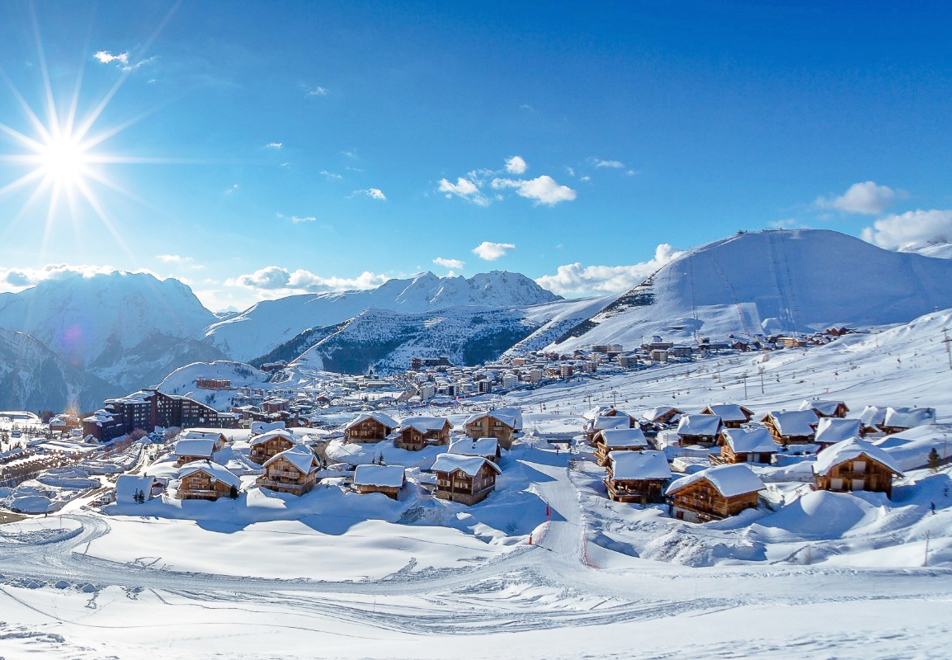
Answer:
[900,241,952,259]
[158,360,269,411]
[552,229,952,351]
[206,271,561,361]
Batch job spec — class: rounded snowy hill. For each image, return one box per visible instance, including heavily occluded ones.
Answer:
[552,229,952,350]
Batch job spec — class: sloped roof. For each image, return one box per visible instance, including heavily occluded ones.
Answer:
[590,416,632,432]
[250,428,296,447]
[666,464,765,498]
[179,430,225,443]
[642,407,683,423]
[354,464,406,488]
[173,438,216,458]
[115,475,156,502]
[448,437,499,457]
[343,412,398,432]
[799,400,848,416]
[813,437,904,477]
[859,405,886,427]
[677,414,722,437]
[464,407,523,430]
[609,450,671,481]
[431,453,501,477]
[264,445,318,475]
[814,418,862,445]
[598,427,649,449]
[178,461,241,489]
[399,416,451,433]
[583,406,634,421]
[83,409,114,425]
[722,427,777,453]
[764,410,818,436]
[701,403,752,423]
[882,407,935,429]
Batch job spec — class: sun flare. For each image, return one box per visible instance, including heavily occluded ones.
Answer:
[37,132,89,188]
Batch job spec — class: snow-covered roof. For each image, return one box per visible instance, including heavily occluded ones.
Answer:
[799,400,848,417]
[464,407,523,430]
[882,407,935,430]
[354,464,406,489]
[666,464,765,498]
[813,437,904,477]
[431,453,501,477]
[250,428,296,447]
[609,450,671,481]
[598,428,649,449]
[173,438,216,458]
[721,427,777,453]
[814,418,863,445]
[583,406,634,421]
[399,416,450,433]
[764,410,818,436]
[178,461,241,489]
[263,445,317,475]
[343,412,398,431]
[677,414,722,437]
[178,430,225,443]
[701,403,752,423]
[859,405,886,427]
[448,437,499,457]
[251,420,286,435]
[590,416,632,432]
[642,407,683,423]
[115,475,156,502]
[82,409,114,425]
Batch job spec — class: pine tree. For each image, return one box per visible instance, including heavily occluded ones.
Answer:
[928,448,941,474]
[229,485,239,499]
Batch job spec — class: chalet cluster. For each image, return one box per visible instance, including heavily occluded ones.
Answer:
[587,398,929,522]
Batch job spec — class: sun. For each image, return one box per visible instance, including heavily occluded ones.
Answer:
[37,131,90,188]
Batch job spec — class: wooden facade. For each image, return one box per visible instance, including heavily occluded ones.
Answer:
[668,479,761,523]
[761,412,817,445]
[464,416,519,450]
[177,470,236,501]
[256,453,318,496]
[249,434,295,464]
[699,405,754,428]
[395,421,452,451]
[592,434,647,466]
[710,443,776,466]
[605,475,668,503]
[434,461,499,505]
[814,453,899,498]
[344,418,394,443]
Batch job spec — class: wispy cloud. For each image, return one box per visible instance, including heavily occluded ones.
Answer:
[353,188,386,200]
[433,257,464,269]
[230,266,388,295]
[157,254,191,263]
[491,175,577,206]
[224,184,239,195]
[94,50,128,65]
[816,181,899,215]
[472,241,515,261]
[439,177,489,206]
[589,158,625,169]
[302,84,328,97]
[536,244,683,296]
[265,142,282,149]
[319,170,343,180]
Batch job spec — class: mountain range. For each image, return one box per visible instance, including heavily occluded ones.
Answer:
[2,230,952,410]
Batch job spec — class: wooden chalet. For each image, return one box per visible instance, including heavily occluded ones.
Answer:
[593,428,649,466]
[178,429,228,447]
[675,414,723,447]
[585,414,634,442]
[396,416,452,450]
[814,417,864,449]
[463,408,523,450]
[604,450,671,503]
[256,446,319,495]
[448,436,501,463]
[432,454,501,505]
[249,429,296,464]
[353,464,406,499]
[699,404,754,429]
[760,410,819,446]
[641,406,683,426]
[813,438,903,498]
[343,412,398,443]
[176,461,241,501]
[799,399,850,419]
[877,407,936,435]
[666,464,764,523]
[173,438,218,466]
[712,427,777,465]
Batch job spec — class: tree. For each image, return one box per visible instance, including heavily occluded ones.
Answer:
[229,485,239,499]
[929,448,942,474]
[134,489,145,504]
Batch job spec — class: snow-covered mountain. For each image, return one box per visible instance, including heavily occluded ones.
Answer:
[551,229,952,351]
[206,271,561,362]
[900,241,952,260]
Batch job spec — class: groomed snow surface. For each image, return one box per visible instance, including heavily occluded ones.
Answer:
[3,309,952,657]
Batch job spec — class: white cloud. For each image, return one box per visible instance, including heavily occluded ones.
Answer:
[265,142,282,149]
[535,244,684,296]
[816,181,898,215]
[354,188,386,200]
[319,170,343,180]
[433,257,464,270]
[492,175,577,206]
[472,241,515,261]
[0,264,162,293]
[290,215,317,223]
[505,156,527,175]
[94,51,128,65]
[862,209,952,250]
[590,158,625,169]
[439,177,489,206]
[305,86,328,97]
[230,267,389,295]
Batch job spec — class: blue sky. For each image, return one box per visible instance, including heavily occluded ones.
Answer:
[0,1,950,311]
